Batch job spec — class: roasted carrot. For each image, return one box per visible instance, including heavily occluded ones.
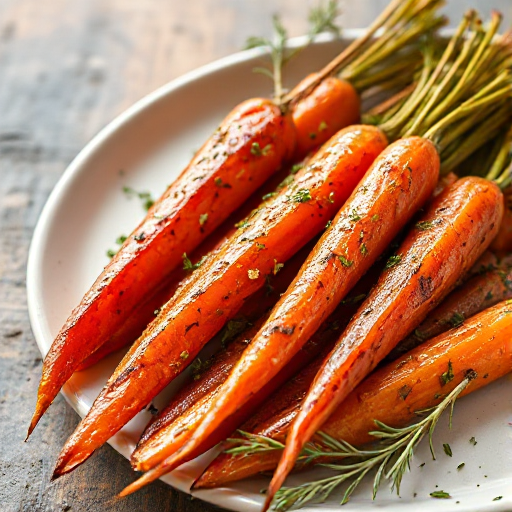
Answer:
[491,204,512,254]
[30,0,438,433]
[387,261,512,360]
[130,262,381,474]
[264,176,503,509]
[29,97,297,436]
[51,124,388,477]
[156,136,440,478]
[196,298,512,489]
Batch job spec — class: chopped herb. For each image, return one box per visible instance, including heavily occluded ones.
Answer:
[291,188,312,203]
[250,142,272,156]
[123,186,155,211]
[256,243,266,250]
[493,496,503,501]
[443,443,453,457]
[386,255,402,269]
[199,213,209,226]
[116,235,127,245]
[419,462,426,468]
[248,269,260,280]
[339,255,353,267]
[318,121,328,131]
[106,249,117,258]
[134,233,146,241]
[348,209,361,221]
[221,318,249,344]
[273,259,284,275]
[180,350,189,360]
[372,214,380,222]
[440,360,454,386]
[277,174,295,190]
[430,491,451,499]
[262,192,277,201]
[325,220,332,229]
[469,436,477,446]
[416,220,433,231]
[182,252,204,271]
[457,462,465,470]
[328,191,335,203]
[360,243,368,256]
[449,312,464,328]
[290,163,303,174]
[214,177,232,188]
[485,291,493,301]
[235,219,249,229]
[398,384,412,400]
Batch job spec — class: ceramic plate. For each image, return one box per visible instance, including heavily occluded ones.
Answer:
[27,31,512,511]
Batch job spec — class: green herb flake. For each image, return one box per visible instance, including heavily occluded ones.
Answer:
[116,235,127,245]
[250,142,272,156]
[291,188,312,203]
[339,255,353,267]
[398,384,412,400]
[325,220,332,229]
[449,312,464,328]
[290,163,303,174]
[235,219,249,229]
[318,121,328,132]
[256,243,266,250]
[214,177,232,188]
[386,255,402,269]
[430,491,451,499]
[262,192,277,201]
[469,436,477,446]
[180,350,189,360]
[349,209,361,221]
[457,462,465,470]
[360,243,368,256]
[493,496,503,501]
[416,220,433,231]
[106,249,117,258]
[221,318,248,344]
[182,252,204,271]
[199,213,208,226]
[371,214,380,222]
[440,360,454,386]
[443,443,453,457]
[123,186,155,211]
[277,174,295,190]
[273,259,284,275]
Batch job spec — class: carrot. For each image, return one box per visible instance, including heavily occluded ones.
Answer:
[491,204,512,254]
[51,124,388,478]
[387,261,512,360]
[130,262,380,475]
[156,136,440,479]
[196,298,512,489]
[28,97,297,436]
[264,176,503,509]
[31,0,439,434]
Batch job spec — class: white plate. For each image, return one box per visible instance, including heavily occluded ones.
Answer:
[27,31,512,512]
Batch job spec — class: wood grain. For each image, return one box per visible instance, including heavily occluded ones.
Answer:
[0,0,510,511]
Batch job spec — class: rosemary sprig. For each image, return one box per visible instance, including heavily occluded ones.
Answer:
[245,1,341,103]
[225,372,477,511]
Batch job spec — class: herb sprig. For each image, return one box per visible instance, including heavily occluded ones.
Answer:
[225,372,476,510]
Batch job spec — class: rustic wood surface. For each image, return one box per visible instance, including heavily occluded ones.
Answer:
[0,1,511,511]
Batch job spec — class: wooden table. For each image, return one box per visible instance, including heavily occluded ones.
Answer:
[1,1,510,511]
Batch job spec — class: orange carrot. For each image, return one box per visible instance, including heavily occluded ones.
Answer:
[491,203,512,254]
[29,98,297,436]
[264,176,503,508]
[195,298,512,489]
[388,261,512,360]
[155,136,440,479]
[51,124,388,477]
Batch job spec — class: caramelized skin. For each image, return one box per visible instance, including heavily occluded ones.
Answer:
[52,125,388,477]
[162,137,439,479]
[29,98,297,435]
[490,203,512,254]
[266,176,503,508]
[291,74,361,159]
[196,299,512,488]
[388,263,512,360]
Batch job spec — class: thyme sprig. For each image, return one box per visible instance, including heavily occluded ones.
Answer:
[245,1,341,102]
[225,372,476,510]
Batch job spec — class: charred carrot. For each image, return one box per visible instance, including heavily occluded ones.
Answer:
[130,263,380,474]
[388,262,512,360]
[51,124,388,477]
[197,299,512,494]
[264,176,503,508]
[29,97,297,436]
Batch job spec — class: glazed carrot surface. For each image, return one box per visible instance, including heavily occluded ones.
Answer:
[52,125,388,477]
[266,176,503,507]
[196,299,512,489]
[162,136,440,475]
[29,97,296,436]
